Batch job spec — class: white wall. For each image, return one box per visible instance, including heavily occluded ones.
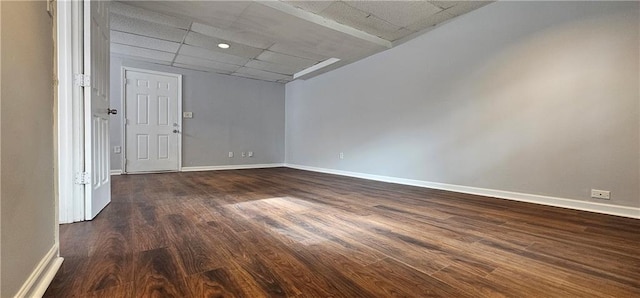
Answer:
[1,1,57,296]
[110,56,285,171]
[286,1,640,210]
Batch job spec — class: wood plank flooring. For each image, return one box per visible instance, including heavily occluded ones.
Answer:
[45,168,640,297]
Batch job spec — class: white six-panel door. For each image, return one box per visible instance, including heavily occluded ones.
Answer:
[84,0,111,220]
[125,70,181,173]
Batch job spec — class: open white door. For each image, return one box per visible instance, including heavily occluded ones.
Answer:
[84,0,111,220]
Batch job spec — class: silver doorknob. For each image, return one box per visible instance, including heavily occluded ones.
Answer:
[173,130,180,133]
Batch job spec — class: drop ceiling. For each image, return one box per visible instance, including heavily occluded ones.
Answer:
[111,1,492,83]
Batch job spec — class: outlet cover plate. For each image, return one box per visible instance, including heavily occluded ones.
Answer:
[591,189,610,200]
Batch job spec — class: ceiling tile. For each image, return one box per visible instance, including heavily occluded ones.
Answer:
[179,44,250,66]
[268,43,328,61]
[123,1,251,29]
[444,1,493,17]
[231,73,277,82]
[172,63,233,75]
[256,50,317,69]
[110,13,188,43]
[111,2,191,29]
[319,2,402,41]
[383,27,417,42]
[111,43,176,62]
[191,22,274,49]
[111,53,172,66]
[184,32,265,59]
[245,59,303,75]
[111,31,181,53]
[379,28,415,42]
[190,22,233,40]
[282,1,334,14]
[234,67,292,81]
[344,1,442,28]
[406,10,456,32]
[174,55,241,73]
[430,1,458,10]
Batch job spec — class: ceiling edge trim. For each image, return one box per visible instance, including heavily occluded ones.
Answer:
[294,58,341,79]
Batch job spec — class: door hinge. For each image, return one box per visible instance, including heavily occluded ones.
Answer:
[74,74,91,87]
[74,172,91,185]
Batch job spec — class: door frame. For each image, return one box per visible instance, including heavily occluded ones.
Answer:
[58,0,86,224]
[120,67,183,174]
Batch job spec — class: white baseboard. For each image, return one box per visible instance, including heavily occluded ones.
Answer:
[181,163,285,172]
[14,244,64,298]
[110,170,122,175]
[285,163,640,219]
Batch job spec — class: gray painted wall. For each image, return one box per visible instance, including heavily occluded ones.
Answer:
[286,1,640,208]
[1,1,56,296]
[110,56,285,171]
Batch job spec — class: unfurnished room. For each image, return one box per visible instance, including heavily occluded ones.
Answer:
[0,0,639,297]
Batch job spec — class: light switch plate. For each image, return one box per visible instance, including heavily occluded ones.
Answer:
[183,112,193,118]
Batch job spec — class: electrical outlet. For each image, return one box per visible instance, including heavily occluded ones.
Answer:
[241,152,246,157]
[339,152,344,159]
[248,151,254,157]
[591,189,610,200]
[228,152,233,158]
[113,146,121,154]
[183,112,193,118]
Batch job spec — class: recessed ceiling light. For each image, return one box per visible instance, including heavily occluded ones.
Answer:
[218,43,230,49]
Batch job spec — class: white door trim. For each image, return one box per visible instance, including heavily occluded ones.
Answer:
[57,0,73,224]
[57,0,86,224]
[121,67,183,174]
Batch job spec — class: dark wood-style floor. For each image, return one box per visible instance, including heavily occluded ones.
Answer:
[45,168,640,297]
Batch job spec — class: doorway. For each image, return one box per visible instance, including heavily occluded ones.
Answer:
[122,68,182,173]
